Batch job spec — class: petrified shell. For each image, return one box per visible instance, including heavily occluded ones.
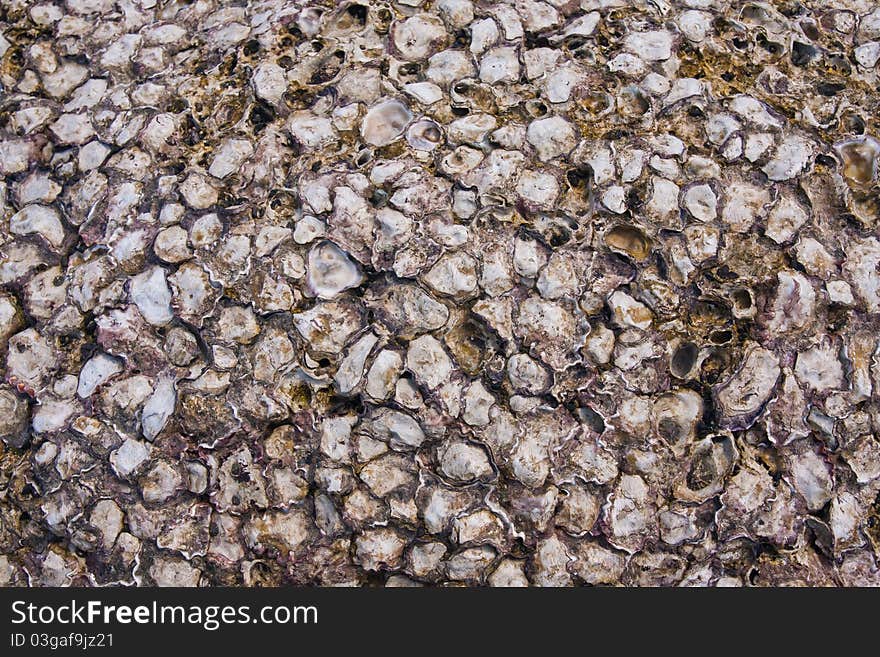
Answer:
[834,136,880,185]
[361,98,413,147]
[306,241,364,299]
[674,434,739,503]
[714,345,780,430]
[390,14,449,61]
[406,119,444,151]
[604,224,652,261]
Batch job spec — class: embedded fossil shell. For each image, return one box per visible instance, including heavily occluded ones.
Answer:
[406,119,444,151]
[361,98,413,147]
[390,14,449,61]
[714,345,781,430]
[306,241,364,299]
[604,224,652,261]
[835,136,880,185]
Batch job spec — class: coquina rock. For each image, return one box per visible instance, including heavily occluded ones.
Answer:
[1,0,880,588]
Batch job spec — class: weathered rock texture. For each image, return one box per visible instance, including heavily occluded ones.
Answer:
[1,0,880,587]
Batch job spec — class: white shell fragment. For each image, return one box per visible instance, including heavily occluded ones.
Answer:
[9,205,65,248]
[306,241,364,299]
[129,266,174,326]
[361,99,412,147]
[208,138,254,179]
[77,354,124,399]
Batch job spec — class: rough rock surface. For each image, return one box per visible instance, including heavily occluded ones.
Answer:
[1,0,880,587]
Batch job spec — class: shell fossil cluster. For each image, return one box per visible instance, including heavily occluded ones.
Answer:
[1,0,880,588]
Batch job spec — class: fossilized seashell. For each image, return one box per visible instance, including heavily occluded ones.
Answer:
[834,136,880,185]
[406,119,444,151]
[306,241,364,299]
[361,98,412,147]
[390,14,449,61]
[714,344,780,430]
[674,434,738,503]
[669,341,700,379]
[604,224,651,261]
